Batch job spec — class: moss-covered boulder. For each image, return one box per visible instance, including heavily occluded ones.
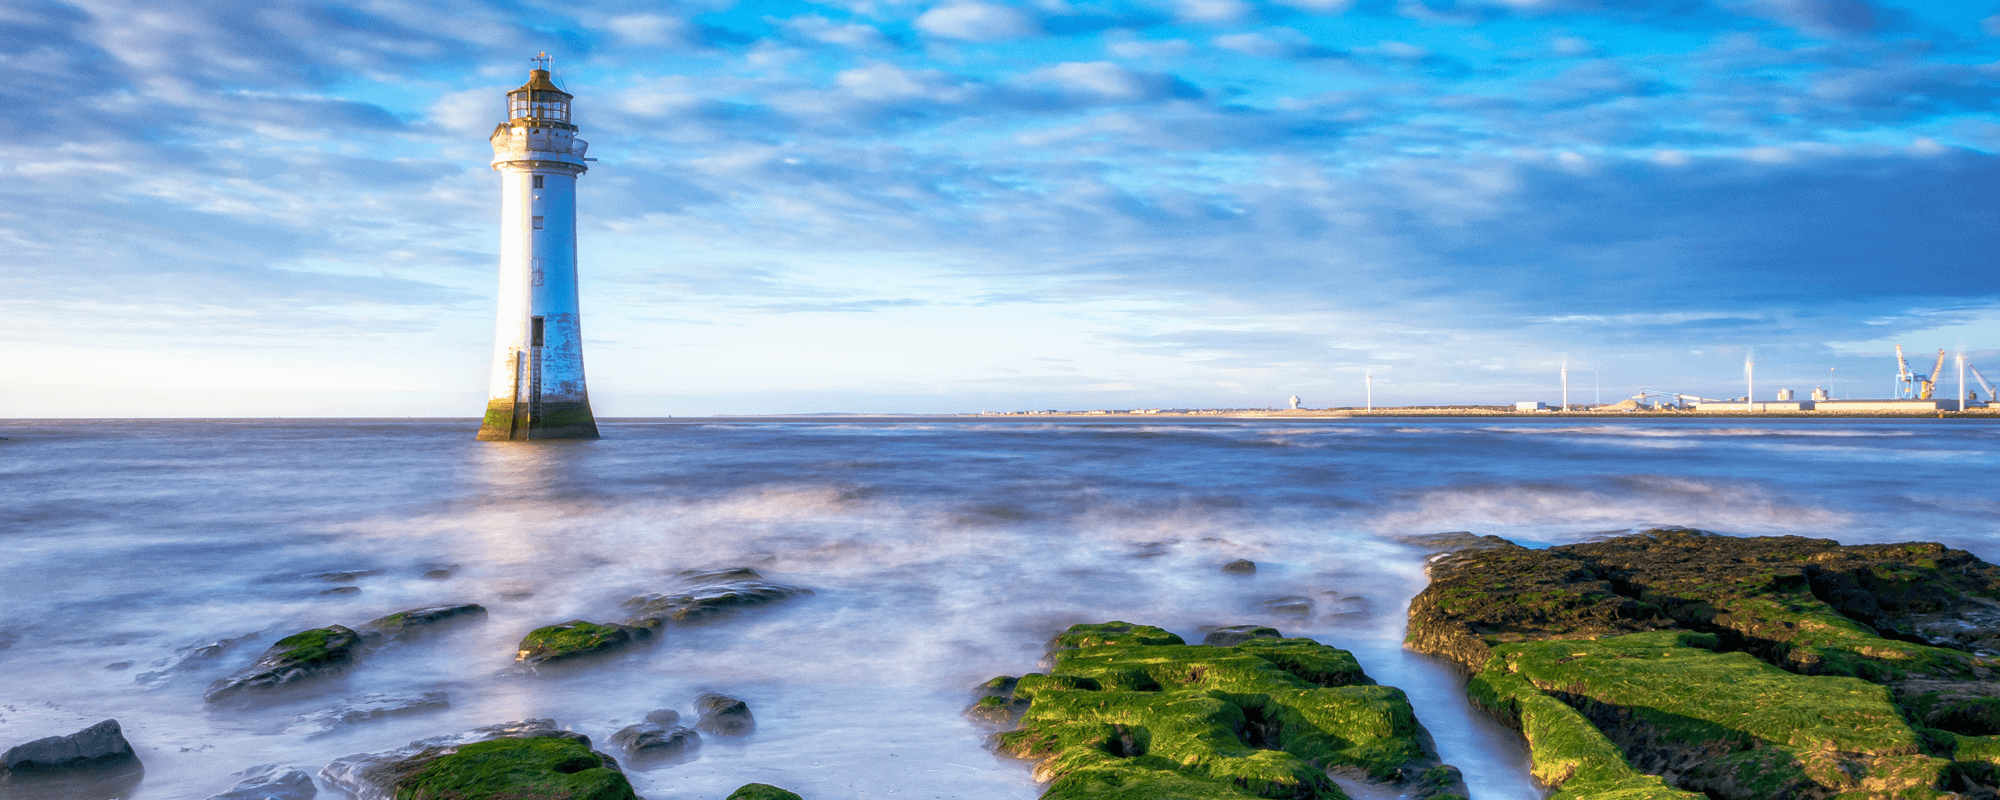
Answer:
[395,736,634,799]
[726,784,803,800]
[988,622,1464,800]
[1411,527,2000,799]
[515,620,650,666]
[1409,527,2000,680]
[204,625,364,702]
[622,568,810,629]
[320,719,634,800]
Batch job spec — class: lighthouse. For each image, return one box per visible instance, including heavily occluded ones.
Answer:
[477,56,599,440]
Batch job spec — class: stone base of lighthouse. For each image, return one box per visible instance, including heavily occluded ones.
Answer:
[477,399,600,441]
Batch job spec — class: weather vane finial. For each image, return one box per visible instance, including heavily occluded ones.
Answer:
[532,52,552,71]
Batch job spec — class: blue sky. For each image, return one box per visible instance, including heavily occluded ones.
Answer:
[5,0,1999,415]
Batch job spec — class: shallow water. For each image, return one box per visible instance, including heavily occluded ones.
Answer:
[3,418,1997,799]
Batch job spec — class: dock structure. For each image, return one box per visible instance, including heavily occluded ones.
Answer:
[477,58,600,440]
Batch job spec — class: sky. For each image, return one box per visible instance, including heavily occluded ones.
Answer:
[4,0,1999,416]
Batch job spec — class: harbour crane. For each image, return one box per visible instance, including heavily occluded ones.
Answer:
[1893,346,1945,400]
[1971,364,1996,404]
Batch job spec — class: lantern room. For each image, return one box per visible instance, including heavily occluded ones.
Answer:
[507,68,574,129]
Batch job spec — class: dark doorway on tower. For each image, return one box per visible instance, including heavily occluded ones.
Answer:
[531,316,545,347]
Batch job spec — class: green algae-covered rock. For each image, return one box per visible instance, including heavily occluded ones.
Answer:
[515,620,650,665]
[1412,528,2000,799]
[992,621,1462,800]
[1409,528,2000,680]
[204,625,364,702]
[1476,631,1947,799]
[393,736,636,800]
[726,784,803,800]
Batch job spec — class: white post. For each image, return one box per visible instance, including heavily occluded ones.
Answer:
[1960,351,1967,410]
[1745,352,1755,412]
[1365,371,1373,412]
[1561,360,1569,412]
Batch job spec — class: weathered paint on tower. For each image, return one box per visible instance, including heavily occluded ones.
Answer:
[477,64,599,440]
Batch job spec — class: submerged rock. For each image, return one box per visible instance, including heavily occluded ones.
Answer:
[622,568,810,629]
[693,694,756,737]
[727,784,802,800]
[1200,624,1281,647]
[1221,559,1257,574]
[288,691,451,738]
[966,676,1030,725]
[514,620,651,666]
[206,764,316,800]
[133,632,261,689]
[204,626,364,702]
[643,709,680,726]
[609,721,701,764]
[1256,595,1314,617]
[320,718,634,800]
[1,719,143,797]
[989,621,1464,800]
[361,603,487,639]
[1411,527,2000,800]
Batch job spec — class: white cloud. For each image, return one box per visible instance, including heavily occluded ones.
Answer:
[1551,36,1595,57]
[1019,61,1184,102]
[606,13,692,46]
[1108,37,1194,59]
[783,14,894,49]
[1272,0,1353,11]
[835,62,972,102]
[913,3,1040,41]
[1214,30,1314,59]
[1177,0,1252,23]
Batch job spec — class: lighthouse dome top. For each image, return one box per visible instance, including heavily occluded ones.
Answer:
[506,68,575,129]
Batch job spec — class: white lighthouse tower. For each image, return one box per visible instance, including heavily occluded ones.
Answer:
[478,56,599,440]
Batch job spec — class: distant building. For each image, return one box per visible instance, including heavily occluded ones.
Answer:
[1514,401,1547,412]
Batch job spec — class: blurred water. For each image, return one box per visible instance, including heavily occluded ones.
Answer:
[2,418,1996,800]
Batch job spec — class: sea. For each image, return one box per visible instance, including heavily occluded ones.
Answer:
[3,417,1997,799]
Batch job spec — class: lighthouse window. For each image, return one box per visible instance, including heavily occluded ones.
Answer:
[532,175,544,189]
[531,317,545,347]
[532,216,545,229]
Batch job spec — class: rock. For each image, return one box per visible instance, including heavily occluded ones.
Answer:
[320,719,634,800]
[134,632,261,689]
[421,569,453,579]
[642,709,679,726]
[288,691,451,738]
[965,676,1028,725]
[206,764,316,800]
[1,719,144,798]
[104,661,132,671]
[727,784,802,800]
[1200,624,1281,647]
[361,604,487,638]
[1221,558,1257,574]
[692,693,755,736]
[2,719,140,775]
[304,570,380,583]
[514,620,650,666]
[609,722,700,763]
[1257,595,1314,616]
[204,626,364,702]
[319,586,362,596]
[622,568,810,629]
[990,622,1456,799]
[1412,527,2000,800]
